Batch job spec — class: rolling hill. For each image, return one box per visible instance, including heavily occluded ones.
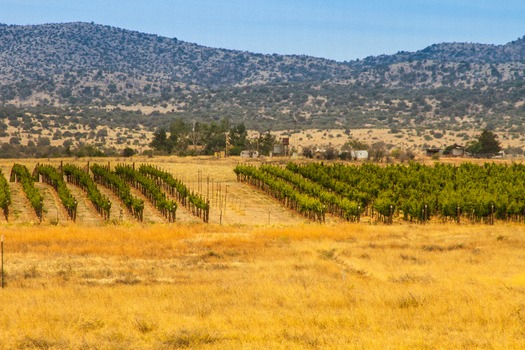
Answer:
[0,22,525,132]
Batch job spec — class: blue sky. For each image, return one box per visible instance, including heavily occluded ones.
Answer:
[1,0,524,61]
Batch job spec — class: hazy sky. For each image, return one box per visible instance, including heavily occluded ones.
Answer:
[1,0,524,61]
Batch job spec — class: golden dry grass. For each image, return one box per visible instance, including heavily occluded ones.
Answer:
[1,223,525,349]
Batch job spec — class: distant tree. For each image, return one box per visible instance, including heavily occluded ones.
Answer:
[324,146,338,160]
[149,128,171,153]
[399,149,416,163]
[202,119,230,155]
[505,146,524,156]
[168,118,191,153]
[257,130,276,156]
[342,138,368,151]
[302,146,313,159]
[96,128,108,140]
[466,129,501,156]
[370,141,387,162]
[37,137,51,147]
[63,139,74,148]
[74,144,105,158]
[122,147,135,157]
[53,130,63,140]
[228,123,248,155]
[107,83,117,93]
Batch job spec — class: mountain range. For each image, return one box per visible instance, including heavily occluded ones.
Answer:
[1,22,525,131]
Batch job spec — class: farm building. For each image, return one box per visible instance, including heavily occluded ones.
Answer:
[451,145,465,157]
[351,150,369,160]
[240,150,259,158]
[273,143,283,156]
[426,148,441,157]
[442,144,465,157]
[314,149,326,159]
[272,138,290,156]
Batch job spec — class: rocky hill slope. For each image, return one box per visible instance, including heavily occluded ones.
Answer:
[0,22,350,101]
[0,22,524,132]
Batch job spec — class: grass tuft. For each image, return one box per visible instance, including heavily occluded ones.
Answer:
[134,316,157,334]
[161,328,219,348]
[17,336,57,350]
[318,248,336,260]
[397,293,422,309]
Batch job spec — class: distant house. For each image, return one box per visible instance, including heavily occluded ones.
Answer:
[443,144,464,157]
[272,138,291,156]
[426,148,441,157]
[273,144,283,156]
[351,150,369,160]
[492,150,505,159]
[314,148,326,160]
[450,145,465,157]
[240,150,259,158]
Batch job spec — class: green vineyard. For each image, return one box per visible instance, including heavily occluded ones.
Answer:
[1,163,208,223]
[235,162,525,224]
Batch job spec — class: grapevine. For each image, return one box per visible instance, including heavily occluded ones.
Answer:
[259,164,361,221]
[138,164,209,222]
[33,164,78,221]
[91,163,144,221]
[234,164,325,222]
[10,163,43,220]
[115,164,177,222]
[63,163,111,220]
[238,162,525,224]
[0,169,10,221]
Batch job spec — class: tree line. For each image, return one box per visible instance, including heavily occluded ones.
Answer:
[149,118,276,156]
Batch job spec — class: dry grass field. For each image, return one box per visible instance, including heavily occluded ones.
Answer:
[0,156,524,349]
[1,224,525,349]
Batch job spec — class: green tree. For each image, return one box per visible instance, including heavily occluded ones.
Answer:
[168,118,191,154]
[150,128,171,153]
[466,129,501,156]
[202,119,230,155]
[257,130,276,156]
[122,147,135,157]
[228,123,248,155]
[302,146,313,158]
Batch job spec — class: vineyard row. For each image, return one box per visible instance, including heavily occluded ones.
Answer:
[0,163,209,223]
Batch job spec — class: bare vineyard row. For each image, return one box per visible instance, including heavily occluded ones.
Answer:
[235,162,525,224]
[1,163,209,223]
